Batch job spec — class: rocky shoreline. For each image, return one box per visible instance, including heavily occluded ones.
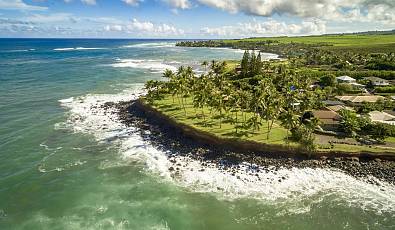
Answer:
[108,100,395,185]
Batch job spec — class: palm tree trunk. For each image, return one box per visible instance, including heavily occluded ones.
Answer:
[219,109,222,128]
[235,111,238,134]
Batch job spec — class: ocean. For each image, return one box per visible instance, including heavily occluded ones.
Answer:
[0,38,394,229]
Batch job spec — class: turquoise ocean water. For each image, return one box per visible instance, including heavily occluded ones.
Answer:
[0,39,394,229]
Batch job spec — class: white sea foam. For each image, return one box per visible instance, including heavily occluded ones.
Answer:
[208,47,279,59]
[3,49,33,52]
[54,48,75,51]
[75,47,107,50]
[121,42,175,49]
[58,97,74,104]
[54,47,107,51]
[59,85,395,215]
[111,59,178,72]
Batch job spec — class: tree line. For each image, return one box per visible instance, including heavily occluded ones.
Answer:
[145,51,322,151]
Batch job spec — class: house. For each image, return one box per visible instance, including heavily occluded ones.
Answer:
[335,95,385,104]
[312,109,342,131]
[327,105,354,113]
[364,77,390,86]
[349,82,365,88]
[235,65,242,73]
[336,75,356,83]
[322,100,345,106]
[384,110,395,116]
[369,111,395,125]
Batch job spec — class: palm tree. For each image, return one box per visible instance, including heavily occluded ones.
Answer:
[163,69,174,79]
[201,60,208,72]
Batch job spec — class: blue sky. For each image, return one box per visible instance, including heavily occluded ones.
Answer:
[0,0,394,38]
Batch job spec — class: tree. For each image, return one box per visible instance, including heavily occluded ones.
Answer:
[338,109,370,137]
[241,50,250,77]
[320,74,337,87]
[256,78,283,139]
[201,60,209,72]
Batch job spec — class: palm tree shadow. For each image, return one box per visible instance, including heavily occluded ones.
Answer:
[163,107,180,112]
[157,104,174,109]
[195,120,216,127]
[223,130,251,138]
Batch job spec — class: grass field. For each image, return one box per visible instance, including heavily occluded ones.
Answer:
[151,94,290,145]
[149,95,395,155]
[222,33,395,53]
[231,34,395,46]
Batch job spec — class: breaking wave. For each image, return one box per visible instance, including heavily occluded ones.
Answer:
[58,85,395,216]
[54,47,107,51]
[111,58,178,73]
[121,42,176,49]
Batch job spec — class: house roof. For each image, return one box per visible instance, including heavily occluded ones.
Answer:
[364,77,388,82]
[322,100,345,106]
[349,82,365,87]
[327,105,354,112]
[336,76,355,82]
[313,110,342,124]
[369,111,395,123]
[384,110,395,116]
[335,95,385,103]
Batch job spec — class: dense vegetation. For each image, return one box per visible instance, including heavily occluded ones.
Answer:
[144,50,395,152]
[177,33,395,76]
[145,53,321,151]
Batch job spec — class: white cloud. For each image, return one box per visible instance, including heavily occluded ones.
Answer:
[200,19,327,37]
[104,24,123,31]
[162,0,395,25]
[24,13,76,23]
[162,0,191,9]
[0,0,47,11]
[63,0,97,5]
[122,0,142,6]
[81,0,96,5]
[104,18,184,36]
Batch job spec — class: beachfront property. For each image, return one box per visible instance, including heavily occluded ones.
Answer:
[336,75,356,83]
[326,105,354,112]
[364,76,390,86]
[322,100,345,106]
[335,95,385,105]
[312,109,342,131]
[369,111,395,125]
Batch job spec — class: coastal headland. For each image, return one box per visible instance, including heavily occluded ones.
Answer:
[110,100,395,184]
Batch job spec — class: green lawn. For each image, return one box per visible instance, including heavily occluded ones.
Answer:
[221,34,395,53]
[224,34,395,47]
[151,94,290,145]
[149,94,395,155]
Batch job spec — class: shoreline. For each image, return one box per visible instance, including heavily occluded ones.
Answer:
[111,99,395,184]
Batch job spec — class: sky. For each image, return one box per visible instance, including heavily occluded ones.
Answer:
[0,0,394,38]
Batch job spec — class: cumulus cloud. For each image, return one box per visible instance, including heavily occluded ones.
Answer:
[122,0,142,6]
[104,18,184,36]
[200,19,327,37]
[24,13,77,23]
[0,0,47,11]
[162,0,191,9]
[81,0,96,5]
[63,0,96,5]
[161,0,395,24]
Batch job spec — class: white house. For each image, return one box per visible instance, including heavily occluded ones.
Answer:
[365,77,390,86]
[336,75,356,83]
[369,111,395,125]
